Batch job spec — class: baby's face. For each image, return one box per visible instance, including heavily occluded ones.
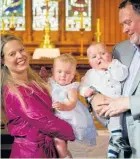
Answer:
[52,60,76,86]
[87,44,112,70]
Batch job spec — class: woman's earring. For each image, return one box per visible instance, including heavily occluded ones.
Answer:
[4,64,8,70]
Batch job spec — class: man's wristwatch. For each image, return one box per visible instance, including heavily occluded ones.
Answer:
[86,92,98,103]
[87,86,100,103]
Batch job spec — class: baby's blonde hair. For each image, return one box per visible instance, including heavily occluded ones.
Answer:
[87,42,108,56]
[54,53,77,68]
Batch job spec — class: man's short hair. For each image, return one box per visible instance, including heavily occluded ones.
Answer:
[119,0,140,15]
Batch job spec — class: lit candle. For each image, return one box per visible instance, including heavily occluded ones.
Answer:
[2,19,5,30]
[9,13,16,31]
[94,18,101,42]
[1,19,6,35]
[97,18,100,32]
[80,12,84,29]
[10,13,15,26]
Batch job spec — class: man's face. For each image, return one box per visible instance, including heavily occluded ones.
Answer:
[119,4,140,45]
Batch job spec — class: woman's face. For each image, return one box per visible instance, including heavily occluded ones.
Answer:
[3,40,29,74]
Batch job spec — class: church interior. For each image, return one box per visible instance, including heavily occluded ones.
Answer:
[1,0,128,158]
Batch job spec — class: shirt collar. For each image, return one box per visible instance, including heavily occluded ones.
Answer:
[133,44,140,53]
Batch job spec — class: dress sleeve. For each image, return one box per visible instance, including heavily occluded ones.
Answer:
[4,88,75,141]
[70,82,80,89]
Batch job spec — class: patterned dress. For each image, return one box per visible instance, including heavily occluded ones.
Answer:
[49,79,97,146]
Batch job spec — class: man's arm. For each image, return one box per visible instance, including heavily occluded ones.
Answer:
[90,93,112,127]
[112,41,140,120]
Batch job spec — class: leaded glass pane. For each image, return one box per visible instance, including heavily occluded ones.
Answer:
[0,0,25,31]
[32,0,59,31]
[66,0,91,31]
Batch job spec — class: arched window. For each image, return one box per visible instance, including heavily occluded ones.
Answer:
[65,0,91,31]
[0,0,25,30]
[32,0,59,31]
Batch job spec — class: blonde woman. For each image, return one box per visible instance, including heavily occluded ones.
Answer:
[1,34,75,158]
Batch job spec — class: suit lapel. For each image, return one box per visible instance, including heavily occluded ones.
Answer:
[123,43,134,68]
[130,64,140,95]
[128,45,140,95]
[120,42,135,91]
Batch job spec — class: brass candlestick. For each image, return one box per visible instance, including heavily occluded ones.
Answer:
[1,19,6,35]
[80,12,85,57]
[40,20,55,48]
[9,13,16,32]
[40,0,55,48]
[80,28,85,57]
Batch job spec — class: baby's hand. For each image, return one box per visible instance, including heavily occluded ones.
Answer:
[84,88,94,97]
[52,101,65,111]
[99,60,112,70]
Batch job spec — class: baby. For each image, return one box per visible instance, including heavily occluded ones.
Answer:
[49,53,97,158]
[80,42,131,158]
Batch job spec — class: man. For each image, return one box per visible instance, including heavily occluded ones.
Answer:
[90,0,140,158]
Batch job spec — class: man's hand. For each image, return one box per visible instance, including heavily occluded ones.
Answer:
[99,97,130,117]
[91,93,112,115]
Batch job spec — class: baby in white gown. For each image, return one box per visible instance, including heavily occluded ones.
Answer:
[49,54,97,158]
[80,42,131,158]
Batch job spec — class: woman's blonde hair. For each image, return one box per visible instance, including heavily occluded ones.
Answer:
[1,34,50,118]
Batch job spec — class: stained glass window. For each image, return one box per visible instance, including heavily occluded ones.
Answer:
[0,0,25,31]
[32,0,59,31]
[66,0,91,31]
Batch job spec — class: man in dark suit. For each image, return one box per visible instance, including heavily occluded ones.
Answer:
[90,0,140,158]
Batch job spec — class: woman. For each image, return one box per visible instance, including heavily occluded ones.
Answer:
[1,34,75,158]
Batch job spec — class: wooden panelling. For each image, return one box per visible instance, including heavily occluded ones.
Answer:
[97,0,128,44]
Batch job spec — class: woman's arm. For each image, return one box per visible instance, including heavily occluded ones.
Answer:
[5,88,75,141]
